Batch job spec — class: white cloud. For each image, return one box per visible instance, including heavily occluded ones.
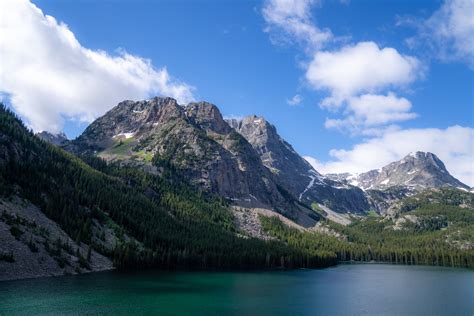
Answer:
[347,93,416,126]
[262,0,332,51]
[287,94,302,106]
[306,42,421,107]
[305,125,474,186]
[305,42,421,135]
[402,0,474,68]
[324,93,417,134]
[0,0,195,133]
[262,3,422,136]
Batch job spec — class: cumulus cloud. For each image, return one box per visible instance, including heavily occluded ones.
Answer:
[0,0,195,133]
[401,0,474,68]
[304,125,474,186]
[306,42,421,108]
[262,0,332,51]
[324,93,417,134]
[262,2,423,135]
[287,94,303,106]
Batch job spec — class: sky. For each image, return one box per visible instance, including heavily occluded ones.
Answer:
[0,0,473,185]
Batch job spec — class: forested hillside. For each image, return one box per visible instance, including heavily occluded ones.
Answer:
[261,188,474,268]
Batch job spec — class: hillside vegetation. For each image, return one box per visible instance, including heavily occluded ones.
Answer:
[261,188,474,268]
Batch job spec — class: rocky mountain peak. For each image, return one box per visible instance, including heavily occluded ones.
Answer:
[401,151,447,170]
[227,115,276,140]
[227,115,306,172]
[185,101,231,134]
[227,115,370,214]
[331,151,469,191]
[36,131,68,146]
[72,97,186,151]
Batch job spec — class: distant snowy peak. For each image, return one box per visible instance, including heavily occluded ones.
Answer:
[326,152,470,191]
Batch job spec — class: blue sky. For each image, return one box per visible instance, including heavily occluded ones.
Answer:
[1,0,473,184]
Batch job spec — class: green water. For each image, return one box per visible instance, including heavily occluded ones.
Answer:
[0,264,473,315]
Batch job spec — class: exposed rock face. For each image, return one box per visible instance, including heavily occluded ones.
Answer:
[328,152,470,191]
[36,131,68,146]
[227,115,370,214]
[69,98,319,227]
[227,115,316,193]
[186,102,232,134]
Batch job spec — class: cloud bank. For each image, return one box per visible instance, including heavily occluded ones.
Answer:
[0,0,195,133]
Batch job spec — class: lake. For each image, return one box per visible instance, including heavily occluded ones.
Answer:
[0,264,473,315]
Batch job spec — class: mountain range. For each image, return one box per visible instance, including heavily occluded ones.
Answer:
[2,98,473,280]
[41,97,470,218]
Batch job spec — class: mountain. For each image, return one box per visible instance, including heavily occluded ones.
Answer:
[0,103,340,280]
[327,152,470,191]
[36,131,68,146]
[227,115,370,214]
[67,97,319,227]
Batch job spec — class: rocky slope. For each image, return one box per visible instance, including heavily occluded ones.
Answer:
[68,98,319,227]
[227,115,370,214]
[0,196,113,281]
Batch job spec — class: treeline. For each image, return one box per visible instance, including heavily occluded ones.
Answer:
[260,203,474,268]
[0,104,335,270]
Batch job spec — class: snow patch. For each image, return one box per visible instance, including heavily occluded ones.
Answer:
[333,185,350,189]
[380,179,390,185]
[299,175,317,201]
[114,132,135,139]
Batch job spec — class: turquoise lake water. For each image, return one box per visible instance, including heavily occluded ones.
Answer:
[0,264,473,315]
